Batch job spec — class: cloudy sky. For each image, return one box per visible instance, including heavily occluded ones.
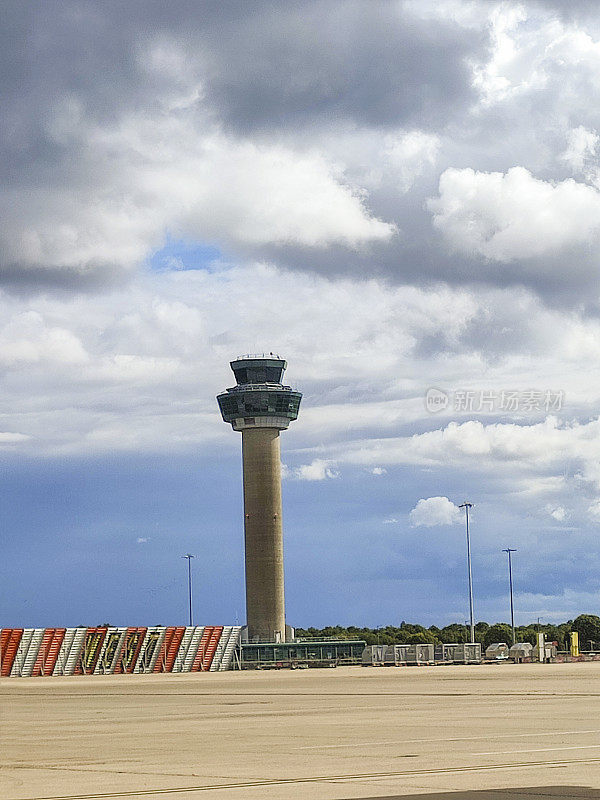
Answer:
[2,0,600,631]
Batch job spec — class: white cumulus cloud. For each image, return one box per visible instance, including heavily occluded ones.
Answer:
[292,459,340,482]
[0,311,88,366]
[409,496,462,527]
[429,166,600,262]
[0,113,394,284]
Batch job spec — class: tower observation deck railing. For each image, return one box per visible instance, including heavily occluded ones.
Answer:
[235,353,282,360]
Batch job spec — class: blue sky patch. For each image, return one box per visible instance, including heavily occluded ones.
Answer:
[147,236,222,273]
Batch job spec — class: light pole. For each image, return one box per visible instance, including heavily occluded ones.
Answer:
[459,502,475,644]
[182,554,195,626]
[502,548,516,644]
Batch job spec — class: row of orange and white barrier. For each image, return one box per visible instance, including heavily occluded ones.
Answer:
[0,625,242,677]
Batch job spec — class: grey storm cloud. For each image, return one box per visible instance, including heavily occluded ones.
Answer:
[1,1,485,163]
[3,0,600,305]
[196,3,487,134]
[0,0,489,292]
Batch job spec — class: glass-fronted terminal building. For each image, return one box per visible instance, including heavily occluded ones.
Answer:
[240,640,366,669]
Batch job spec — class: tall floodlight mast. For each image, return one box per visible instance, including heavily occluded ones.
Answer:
[459,502,475,644]
[502,548,517,645]
[217,355,302,643]
[182,554,195,627]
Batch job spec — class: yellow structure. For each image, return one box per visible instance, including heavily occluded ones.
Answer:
[570,631,579,657]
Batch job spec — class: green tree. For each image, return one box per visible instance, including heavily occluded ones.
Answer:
[540,624,561,644]
[399,622,430,636]
[439,623,468,643]
[515,626,537,645]
[294,617,595,651]
[321,626,347,639]
[483,623,513,649]
[572,615,600,649]
[557,622,572,650]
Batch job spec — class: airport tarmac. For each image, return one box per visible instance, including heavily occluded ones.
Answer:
[2,661,600,800]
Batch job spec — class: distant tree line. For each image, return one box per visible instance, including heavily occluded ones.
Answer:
[294,614,600,651]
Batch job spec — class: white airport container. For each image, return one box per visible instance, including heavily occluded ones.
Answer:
[383,644,411,665]
[509,642,533,661]
[452,643,481,664]
[361,645,386,666]
[485,642,509,660]
[435,643,459,662]
[404,644,434,665]
[365,643,435,666]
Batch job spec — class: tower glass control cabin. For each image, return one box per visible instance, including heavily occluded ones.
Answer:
[217,356,302,643]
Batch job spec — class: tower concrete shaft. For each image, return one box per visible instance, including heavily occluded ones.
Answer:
[217,356,302,643]
[242,428,285,643]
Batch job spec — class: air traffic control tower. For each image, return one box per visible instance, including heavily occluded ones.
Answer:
[217,356,302,643]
